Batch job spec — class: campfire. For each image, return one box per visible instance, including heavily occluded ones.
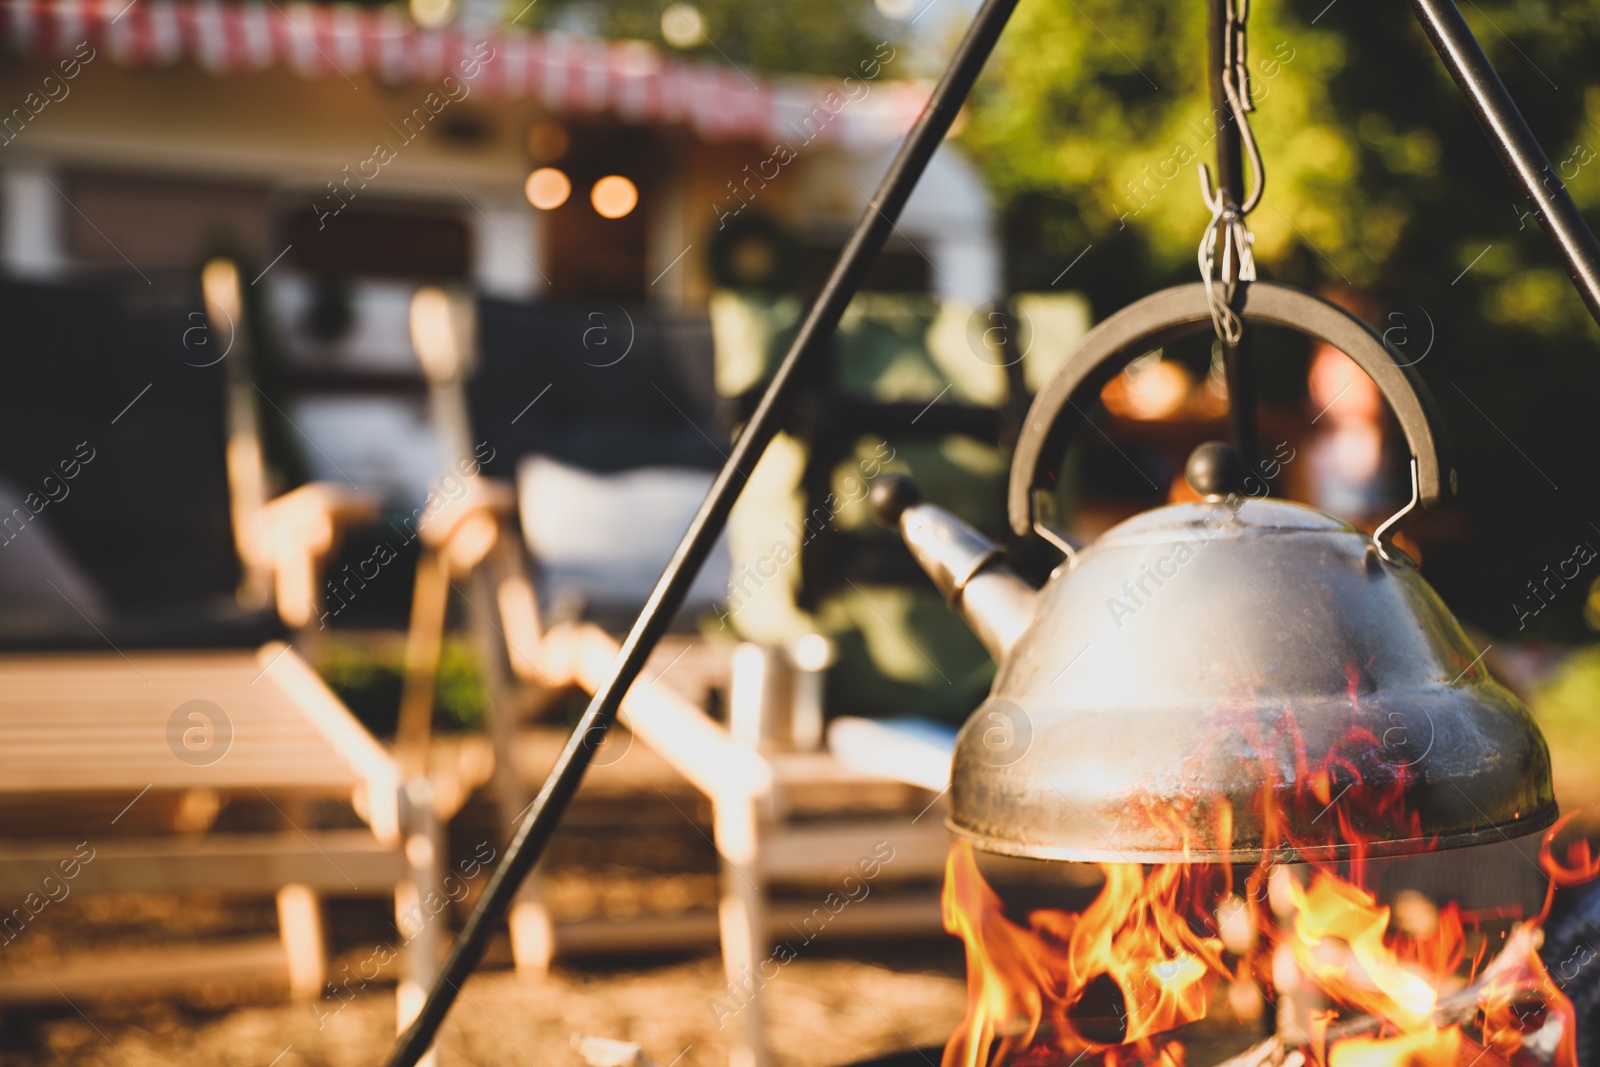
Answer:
[939,793,1600,1067]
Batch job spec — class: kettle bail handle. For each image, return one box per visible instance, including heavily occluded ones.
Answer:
[1008,281,1457,538]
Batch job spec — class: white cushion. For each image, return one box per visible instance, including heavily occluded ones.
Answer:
[825,716,956,792]
[516,455,731,616]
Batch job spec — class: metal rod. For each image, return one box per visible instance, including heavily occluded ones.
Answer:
[1219,333,1256,469]
[383,0,1021,1060]
[1207,0,1257,467]
[1409,0,1600,331]
[1206,0,1245,204]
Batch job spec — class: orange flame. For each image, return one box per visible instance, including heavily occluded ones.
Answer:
[1324,1026,1459,1067]
[942,805,1594,1067]
[1283,873,1445,1032]
[1542,811,1600,890]
[941,841,1230,1067]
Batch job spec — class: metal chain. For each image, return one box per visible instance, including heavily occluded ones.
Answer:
[1197,0,1265,346]
[1198,200,1256,345]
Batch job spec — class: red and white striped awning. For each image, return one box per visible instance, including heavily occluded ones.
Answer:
[0,0,927,146]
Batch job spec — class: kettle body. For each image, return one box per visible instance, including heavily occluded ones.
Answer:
[953,495,1553,862]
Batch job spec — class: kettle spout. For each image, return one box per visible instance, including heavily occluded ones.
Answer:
[869,474,1038,662]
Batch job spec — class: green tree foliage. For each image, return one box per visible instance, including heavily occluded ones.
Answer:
[523,0,900,77]
[961,0,1600,637]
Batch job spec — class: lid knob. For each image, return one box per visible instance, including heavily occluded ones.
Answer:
[869,473,921,527]
[1185,440,1247,499]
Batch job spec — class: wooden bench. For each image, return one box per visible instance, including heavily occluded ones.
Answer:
[0,644,439,1046]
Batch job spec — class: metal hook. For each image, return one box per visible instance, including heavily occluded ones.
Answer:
[1373,459,1421,564]
[1197,198,1254,346]
[1196,97,1264,218]
[1031,489,1079,568]
[1223,79,1266,216]
[1034,521,1079,568]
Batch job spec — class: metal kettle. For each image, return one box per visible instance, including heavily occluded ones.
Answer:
[871,282,1557,864]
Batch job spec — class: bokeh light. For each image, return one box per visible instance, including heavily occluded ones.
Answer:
[525,168,572,211]
[526,122,569,162]
[410,0,454,29]
[591,175,639,219]
[1101,353,1191,420]
[660,4,704,48]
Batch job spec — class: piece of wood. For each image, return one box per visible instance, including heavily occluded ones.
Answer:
[465,535,559,982]
[0,937,289,1003]
[555,911,722,953]
[276,883,327,1000]
[532,894,946,957]
[396,777,443,1065]
[496,568,547,685]
[259,481,381,630]
[510,897,555,977]
[1217,1031,1516,1067]
[757,820,950,882]
[1268,934,1551,1067]
[398,548,452,779]
[262,644,401,841]
[0,647,401,849]
[1451,1038,1513,1067]
[717,793,771,1067]
[541,623,773,806]
[0,831,406,896]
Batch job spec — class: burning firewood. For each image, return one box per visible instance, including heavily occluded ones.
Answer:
[1213,1033,1516,1067]
[1212,936,1562,1067]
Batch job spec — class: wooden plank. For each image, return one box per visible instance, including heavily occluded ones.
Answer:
[277,884,327,1000]
[757,821,950,882]
[0,832,406,895]
[0,648,400,844]
[0,937,288,1004]
[260,644,400,841]
[768,894,943,937]
[547,894,944,956]
[0,765,361,793]
[554,911,721,953]
[646,635,730,705]
[541,623,772,805]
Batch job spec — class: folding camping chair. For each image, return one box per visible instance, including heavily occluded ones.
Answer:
[401,290,743,974]
[401,289,1001,1067]
[0,268,440,1051]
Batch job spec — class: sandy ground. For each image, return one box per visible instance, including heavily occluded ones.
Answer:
[1,954,967,1067]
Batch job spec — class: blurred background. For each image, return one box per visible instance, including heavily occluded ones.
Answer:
[0,0,1596,1063]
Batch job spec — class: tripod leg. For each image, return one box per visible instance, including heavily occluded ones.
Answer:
[384,0,1025,1059]
[1409,0,1600,330]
